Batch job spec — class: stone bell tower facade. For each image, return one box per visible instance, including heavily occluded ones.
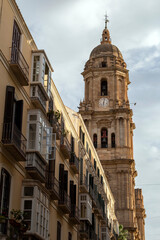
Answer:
[79,17,146,240]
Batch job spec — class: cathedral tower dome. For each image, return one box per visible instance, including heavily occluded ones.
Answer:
[84,16,126,71]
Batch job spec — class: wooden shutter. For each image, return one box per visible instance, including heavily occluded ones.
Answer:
[64,170,68,193]
[70,181,74,204]
[59,164,64,189]
[14,100,23,131]
[82,132,85,145]
[3,86,15,124]
[73,185,76,205]
[71,136,74,152]
[80,158,83,182]
[11,20,21,63]
[2,86,15,142]
[57,221,61,240]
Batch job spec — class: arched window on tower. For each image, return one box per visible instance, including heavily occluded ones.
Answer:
[101,80,108,96]
[101,128,108,148]
[111,133,115,148]
[93,134,97,148]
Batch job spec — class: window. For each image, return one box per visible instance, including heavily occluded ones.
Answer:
[22,186,49,239]
[0,168,11,234]
[24,187,34,197]
[86,142,88,153]
[27,109,52,161]
[111,133,116,148]
[89,149,91,160]
[71,135,75,152]
[94,159,96,170]
[97,168,99,178]
[101,128,108,148]
[68,232,72,240]
[101,80,108,96]
[2,86,23,143]
[93,134,97,148]
[102,62,107,67]
[57,221,61,240]
[32,52,51,97]
[11,20,21,63]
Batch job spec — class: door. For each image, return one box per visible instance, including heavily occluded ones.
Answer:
[11,20,21,63]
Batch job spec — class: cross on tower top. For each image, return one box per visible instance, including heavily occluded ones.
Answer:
[105,14,109,29]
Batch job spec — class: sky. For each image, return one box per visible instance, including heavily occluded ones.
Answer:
[16,0,160,239]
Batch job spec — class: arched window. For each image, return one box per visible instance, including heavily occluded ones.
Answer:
[93,134,97,148]
[0,168,11,234]
[101,80,107,96]
[101,128,108,148]
[111,133,115,148]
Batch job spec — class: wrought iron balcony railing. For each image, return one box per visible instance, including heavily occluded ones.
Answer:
[47,112,61,140]
[69,204,80,225]
[60,136,71,159]
[69,152,79,174]
[58,190,71,214]
[80,174,89,193]
[46,173,60,200]
[10,46,29,86]
[2,123,26,161]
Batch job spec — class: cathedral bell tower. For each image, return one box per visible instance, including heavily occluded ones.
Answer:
[79,16,145,240]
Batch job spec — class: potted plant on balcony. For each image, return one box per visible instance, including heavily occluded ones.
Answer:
[7,209,29,240]
[54,110,61,121]
[118,224,128,240]
[61,129,68,137]
[0,209,8,223]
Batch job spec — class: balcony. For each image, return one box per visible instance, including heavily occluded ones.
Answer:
[69,152,79,174]
[58,190,71,214]
[69,205,80,225]
[26,152,46,182]
[47,112,61,140]
[80,175,89,193]
[9,46,29,86]
[60,136,71,159]
[2,123,26,161]
[80,221,89,239]
[89,186,97,207]
[30,85,46,112]
[90,229,98,240]
[46,174,60,200]
[93,200,101,215]
[101,213,108,226]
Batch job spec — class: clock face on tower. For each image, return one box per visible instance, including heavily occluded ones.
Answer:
[99,98,109,108]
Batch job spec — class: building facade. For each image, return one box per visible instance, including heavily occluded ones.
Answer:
[79,18,146,240]
[0,1,119,239]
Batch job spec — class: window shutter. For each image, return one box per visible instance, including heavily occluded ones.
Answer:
[15,100,23,131]
[3,86,15,124]
[80,158,83,182]
[59,164,64,189]
[82,132,85,145]
[11,21,21,62]
[73,184,76,205]
[71,135,74,152]
[70,181,74,204]
[57,221,61,240]
[2,86,15,142]
[64,170,68,193]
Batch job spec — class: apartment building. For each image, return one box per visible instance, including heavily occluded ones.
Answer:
[0,0,119,239]
[67,108,119,240]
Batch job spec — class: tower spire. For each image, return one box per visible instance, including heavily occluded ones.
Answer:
[101,14,111,44]
[105,14,109,29]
